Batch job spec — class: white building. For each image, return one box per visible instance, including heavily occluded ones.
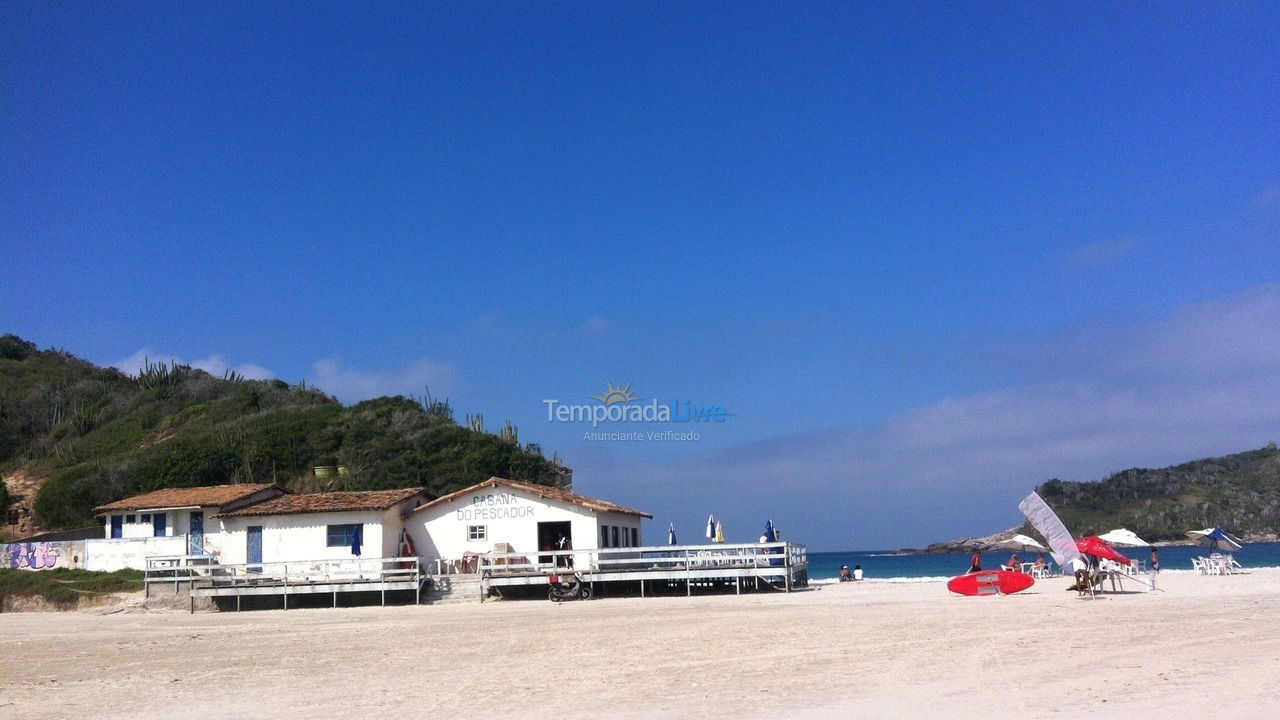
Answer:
[86,478,650,574]
[407,477,652,567]
[93,483,285,558]
[214,488,428,566]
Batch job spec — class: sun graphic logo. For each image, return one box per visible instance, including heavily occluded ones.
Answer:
[590,381,641,405]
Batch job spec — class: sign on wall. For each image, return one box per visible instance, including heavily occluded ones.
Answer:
[453,493,536,522]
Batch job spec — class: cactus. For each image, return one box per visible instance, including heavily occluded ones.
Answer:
[499,421,518,445]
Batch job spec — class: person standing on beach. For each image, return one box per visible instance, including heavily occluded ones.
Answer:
[1150,547,1161,589]
[968,548,982,573]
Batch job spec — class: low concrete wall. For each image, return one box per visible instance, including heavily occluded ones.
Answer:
[3,540,86,570]
[83,535,188,571]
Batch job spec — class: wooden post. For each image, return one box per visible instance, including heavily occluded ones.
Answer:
[785,545,792,592]
[685,549,691,597]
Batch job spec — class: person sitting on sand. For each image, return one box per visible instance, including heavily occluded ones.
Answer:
[853,564,864,581]
[839,565,853,582]
[1003,553,1020,572]
[968,549,982,573]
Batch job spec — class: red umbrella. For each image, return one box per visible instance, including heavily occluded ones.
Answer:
[1076,536,1131,565]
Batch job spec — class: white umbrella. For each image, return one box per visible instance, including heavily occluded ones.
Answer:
[988,533,1048,553]
[1097,528,1151,547]
[667,522,677,545]
[706,514,716,539]
[1187,528,1244,552]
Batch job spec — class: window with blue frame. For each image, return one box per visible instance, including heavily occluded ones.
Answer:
[326,524,361,547]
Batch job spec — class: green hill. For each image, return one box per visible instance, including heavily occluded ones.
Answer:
[1035,445,1280,542]
[0,334,569,535]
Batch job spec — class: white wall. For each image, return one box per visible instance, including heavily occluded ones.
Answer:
[218,510,400,565]
[409,487,644,563]
[102,508,228,555]
[83,535,188,571]
[382,506,407,557]
[102,511,173,539]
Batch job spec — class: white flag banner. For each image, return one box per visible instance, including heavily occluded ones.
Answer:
[1018,491,1080,567]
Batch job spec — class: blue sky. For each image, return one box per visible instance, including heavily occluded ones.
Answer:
[4,3,1279,549]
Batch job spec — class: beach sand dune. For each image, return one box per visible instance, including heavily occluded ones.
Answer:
[3,570,1277,719]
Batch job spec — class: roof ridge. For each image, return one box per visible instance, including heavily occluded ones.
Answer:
[411,477,651,518]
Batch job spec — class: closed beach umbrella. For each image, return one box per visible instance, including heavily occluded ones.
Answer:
[763,520,777,544]
[714,520,725,543]
[706,514,716,539]
[1097,528,1151,548]
[1186,528,1243,553]
[668,522,677,545]
[1076,536,1130,565]
[989,534,1048,553]
[351,524,363,557]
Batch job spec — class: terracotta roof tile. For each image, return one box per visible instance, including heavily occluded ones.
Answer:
[217,488,425,517]
[94,484,279,513]
[413,477,652,518]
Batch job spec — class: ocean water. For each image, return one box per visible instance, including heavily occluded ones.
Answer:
[808,541,1280,583]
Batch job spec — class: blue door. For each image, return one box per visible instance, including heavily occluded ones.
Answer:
[188,511,204,555]
[152,513,167,537]
[247,526,263,572]
[110,515,122,538]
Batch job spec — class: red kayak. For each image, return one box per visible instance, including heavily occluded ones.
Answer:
[947,570,1035,596]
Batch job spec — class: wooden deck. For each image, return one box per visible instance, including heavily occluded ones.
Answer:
[142,542,808,610]
[145,556,423,611]
[475,541,809,598]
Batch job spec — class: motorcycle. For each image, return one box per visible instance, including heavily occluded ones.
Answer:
[548,571,592,602]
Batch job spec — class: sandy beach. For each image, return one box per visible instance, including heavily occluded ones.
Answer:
[3,570,1278,719]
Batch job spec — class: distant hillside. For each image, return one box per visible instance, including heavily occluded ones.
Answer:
[1033,445,1280,542]
[909,445,1280,553]
[0,334,569,536]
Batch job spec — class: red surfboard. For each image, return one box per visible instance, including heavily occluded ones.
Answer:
[947,570,1035,596]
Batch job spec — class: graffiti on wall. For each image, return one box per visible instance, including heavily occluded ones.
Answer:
[3,541,74,570]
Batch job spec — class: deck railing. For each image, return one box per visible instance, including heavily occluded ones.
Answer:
[145,556,421,591]
[473,541,806,576]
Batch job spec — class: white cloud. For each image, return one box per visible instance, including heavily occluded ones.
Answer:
[309,357,454,403]
[190,354,275,380]
[111,349,275,380]
[576,283,1280,549]
[111,348,160,376]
